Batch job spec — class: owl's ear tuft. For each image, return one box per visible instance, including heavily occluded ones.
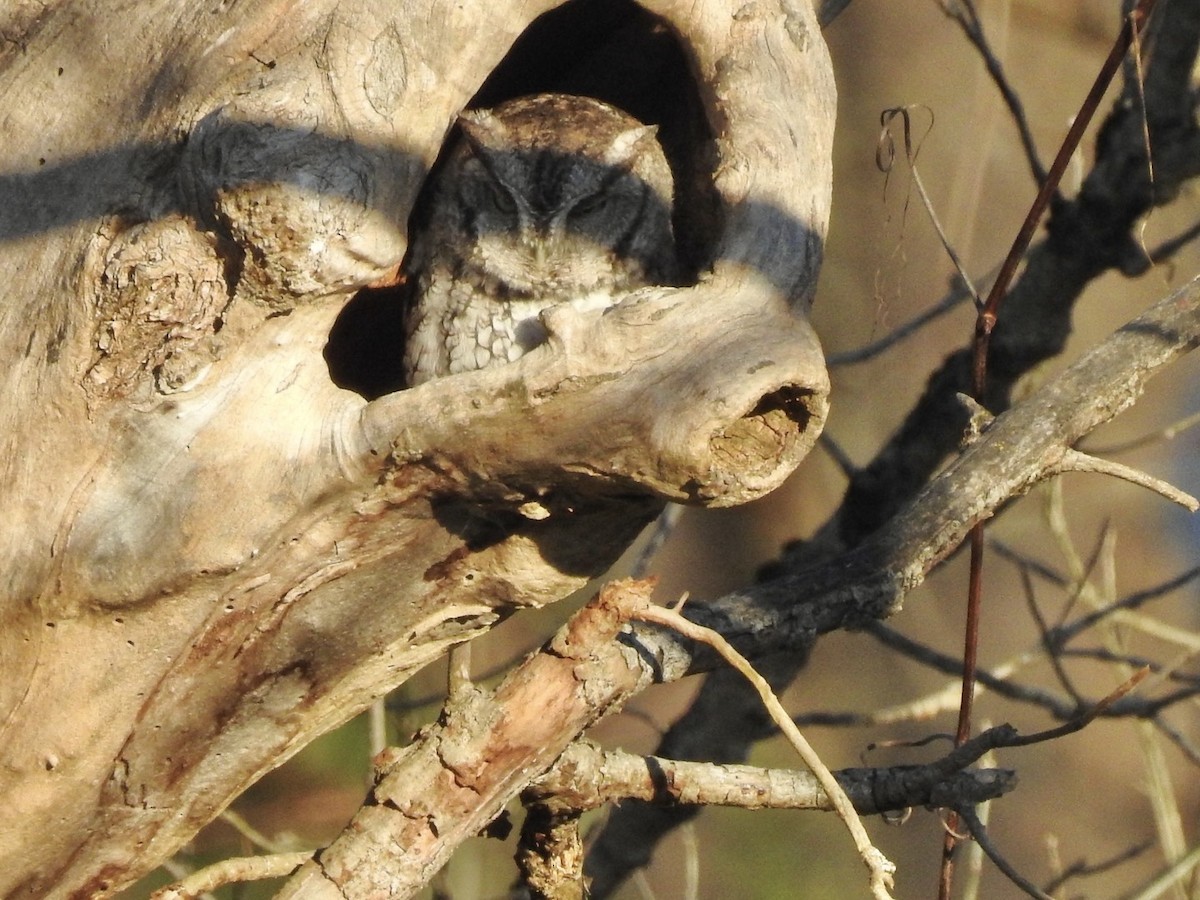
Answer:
[602,124,659,169]
[458,109,509,153]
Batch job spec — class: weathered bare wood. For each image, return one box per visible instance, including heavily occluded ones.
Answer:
[0,0,835,895]
[276,580,656,900]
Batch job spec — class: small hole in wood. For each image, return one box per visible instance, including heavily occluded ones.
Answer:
[710,386,815,470]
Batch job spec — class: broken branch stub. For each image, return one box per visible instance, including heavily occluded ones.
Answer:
[0,0,834,895]
[367,277,829,507]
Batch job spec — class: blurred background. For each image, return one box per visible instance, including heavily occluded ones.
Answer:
[129,1,1200,897]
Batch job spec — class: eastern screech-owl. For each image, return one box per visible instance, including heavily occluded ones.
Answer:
[403,93,678,386]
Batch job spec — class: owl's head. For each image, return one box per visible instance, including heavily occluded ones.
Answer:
[444,94,677,296]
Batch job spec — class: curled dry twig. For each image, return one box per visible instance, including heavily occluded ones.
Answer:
[877,105,981,308]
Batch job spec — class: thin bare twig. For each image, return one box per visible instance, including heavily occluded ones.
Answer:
[1041,840,1154,895]
[818,432,858,478]
[1056,448,1199,510]
[865,623,1081,721]
[1084,407,1200,454]
[632,603,897,900]
[1048,514,1116,632]
[826,276,975,366]
[1020,565,1085,707]
[1049,564,1200,647]
[987,536,1200,629]
[939,0,1048,186]
[1141,219,1200,272]
[1002,666,1150,748]
[151,852,313,899]
[1151,717,1200,769]
[215,810,296,855]
[447,644,473,698]
[368,698,387,759]
[630,504,684,578]
[866,625,1183,725]
[680,823,700,900]
[956,805,1054,900]
[386,638,545,711]
[1059,648,1200,687]
[1127,5,1157,264]
[986,539,1066,585]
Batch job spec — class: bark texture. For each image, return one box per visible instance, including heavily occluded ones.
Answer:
[0,0,835,895]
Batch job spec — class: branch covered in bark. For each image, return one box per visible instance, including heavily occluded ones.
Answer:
[527,740,1016,815]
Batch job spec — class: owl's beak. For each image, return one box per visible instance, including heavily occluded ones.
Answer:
[526,229,555,267]
[524,221,559,268]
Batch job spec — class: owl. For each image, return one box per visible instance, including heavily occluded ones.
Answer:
[403,93,678,386]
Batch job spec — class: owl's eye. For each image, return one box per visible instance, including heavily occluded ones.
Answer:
[486,182,517,214]
[570,193,611,218]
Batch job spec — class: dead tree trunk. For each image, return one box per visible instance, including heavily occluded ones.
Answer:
[0,0,835,895]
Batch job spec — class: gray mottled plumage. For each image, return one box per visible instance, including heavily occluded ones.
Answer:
[404,93,678,385]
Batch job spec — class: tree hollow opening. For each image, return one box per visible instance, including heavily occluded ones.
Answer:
[325,0,717,399]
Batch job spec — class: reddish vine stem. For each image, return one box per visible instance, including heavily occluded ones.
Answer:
[942,2,1158,897]
[970,0,1157,396]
